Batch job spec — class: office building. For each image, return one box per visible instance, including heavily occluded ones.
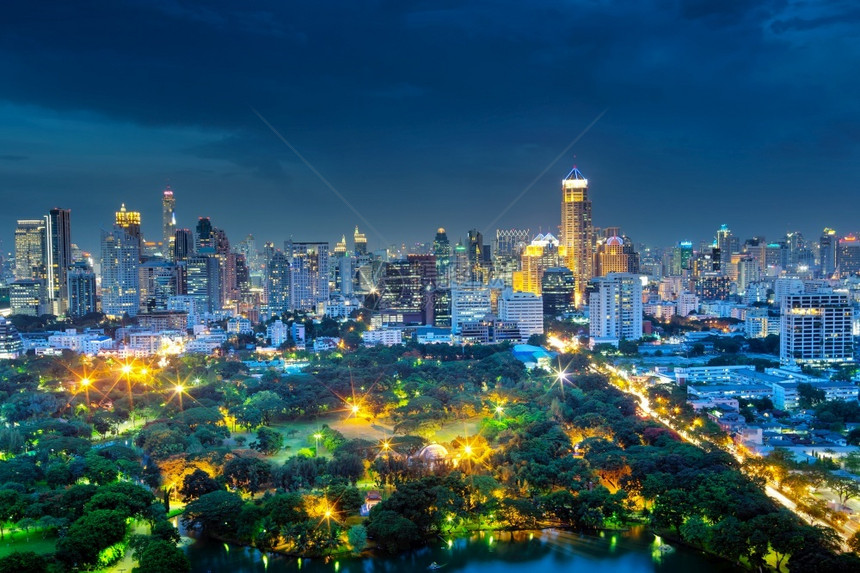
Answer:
[14,219,46,281]
[837,235,860,277]
[433,228,452,286]
[139,260,180,313]
[196,217,213,252]
[115,204,142,255]
[498,288,544,341]
[287,241,329,311]
[265,250,291,316]
[594,235,638,277]
[162,186,176,259]
[820,228,837,278]
[0,317,23,359]
[780,293,854,366]
[67,263,97,318]
[512,233,560,296]
[542,267,576,316]
[173,228,194,262]
[560,167,593,302]
[10,279,45,316]
[100,226,140,318]
[451,282,492,333]
[186,254,221,313]
[589,273,643,346]
[354,226,367,256]
[45,208,72,314]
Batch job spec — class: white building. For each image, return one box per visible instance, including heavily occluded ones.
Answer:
[451,283,492,334]
[291,323,306,347]
[589,273,643,346]
[267,320,289,347]
[227,317,253,335]
[128,332,161,356]
[745,307,780,338]
[780,293,854,366]
[498,288,543,342]
[676,291,699,317]
[772,380,859,410]
[362,329,403,346]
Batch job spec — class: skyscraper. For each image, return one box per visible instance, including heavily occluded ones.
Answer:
[138,259,180,313]
[780,293,854,366]
[820,228,837,278]
[173,229,194,262]
[433,228,451,286]
[100,226,140,318]
[287,241,329,311]
[67,262,96,318]
[594,235,638,277]
[186,254,221,313]
[115,204,142,255]
[837,235,860,277]
[589,273,643,346]
[162,186,176,259]
[512,233,560,295]
[541,267,576,316]
[14,219,46,281]
[560,167,593,304]
[354,226,367,256]
[45,208,71,314]
[196,217,213,252]
[265,250,291,316]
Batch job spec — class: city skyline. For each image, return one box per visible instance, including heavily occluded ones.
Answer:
[2,2,860,252]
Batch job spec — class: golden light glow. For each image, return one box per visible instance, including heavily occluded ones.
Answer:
[174,384,184,394]
[80,378,91,387]
[351,405,360,414]
[121,365,133,374]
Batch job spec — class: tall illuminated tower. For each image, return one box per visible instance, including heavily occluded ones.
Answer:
[115,204,143,256]
[353,226,368,256]
[162,186,176,259]
[560,166,593,303]
[45,208,71,314]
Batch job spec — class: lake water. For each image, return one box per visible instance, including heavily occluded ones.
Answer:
[183,527,735,573]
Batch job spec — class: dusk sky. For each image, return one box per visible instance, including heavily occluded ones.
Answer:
[1,1,859,254]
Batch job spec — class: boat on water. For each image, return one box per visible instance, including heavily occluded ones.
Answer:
[428,562,447,570]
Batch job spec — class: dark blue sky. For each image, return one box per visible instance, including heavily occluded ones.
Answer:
[1,0,859,254]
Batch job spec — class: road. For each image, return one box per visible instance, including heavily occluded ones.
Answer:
[590,361,856,545]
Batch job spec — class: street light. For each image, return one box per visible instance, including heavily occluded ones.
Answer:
[174,384,185,411]
[313,433,322,456]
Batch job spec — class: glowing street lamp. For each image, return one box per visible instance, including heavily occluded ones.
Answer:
[174,384,185,411]
[494,405,504,418]
[80,377,91,403]
[313,432,322,456]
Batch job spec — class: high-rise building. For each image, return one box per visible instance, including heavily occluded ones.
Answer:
[185,254,221,313]
[45,208,72,314]
[162,186,176,259]
[820,228,837,278]
[287,241,329,311]
[115,204,142,255]
[670,241,693,275]
[715,224,738,263]
[837,235,860,277]
[493,228,530,287]
[560,166,593,304]
[467,229,491,283]
[512,233,560,295]
[451,282,492,334]
[10,279,45,316]
[589,273,643,346]
[452,241,469,285]
[498,288,543,342]
[173,229,194,262]
[66,262,96,318]
[541,267,576,317]
[354,226,367,256]
[433,228,451,286]
[780,293,854,366]
[138,260,180,313]
[196,217,213,252]
[0,317,23,359]
[594,235,638,277]
[265,250,291,316]
[100,226,141,317]
[695,273,732,301]
[14,219,46,281]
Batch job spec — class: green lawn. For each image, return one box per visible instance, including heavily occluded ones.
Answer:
[226,413,488,464]
[0,530,56,559]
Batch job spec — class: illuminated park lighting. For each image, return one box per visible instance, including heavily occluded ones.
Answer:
[351,405,360,415]
[140,368,148,376]
[174,384,185,394]
[464,445,473,456]
[494,405,504,415]
[121,365,133,374]
[80,378,91,387]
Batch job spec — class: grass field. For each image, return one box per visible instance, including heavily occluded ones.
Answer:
[225,413,486,464]
[0,530,56,559]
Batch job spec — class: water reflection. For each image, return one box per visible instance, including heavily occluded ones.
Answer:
[184,527,734,573]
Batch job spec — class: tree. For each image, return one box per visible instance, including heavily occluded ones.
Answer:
[132,539,190,573]
[250,427,284,455]
[347,524,367,554]
[849,530,860,554]
[245,391,285,425]
[0,489,23,539]
[829,475,860,507]
[55,509,128,569]
[652,489,692,534]
[180,469,220,502]
[183,490,244,536]
[797,383,826,409]
[0,552,47,573]
[223,456,271,494]
[366,509,421,554]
